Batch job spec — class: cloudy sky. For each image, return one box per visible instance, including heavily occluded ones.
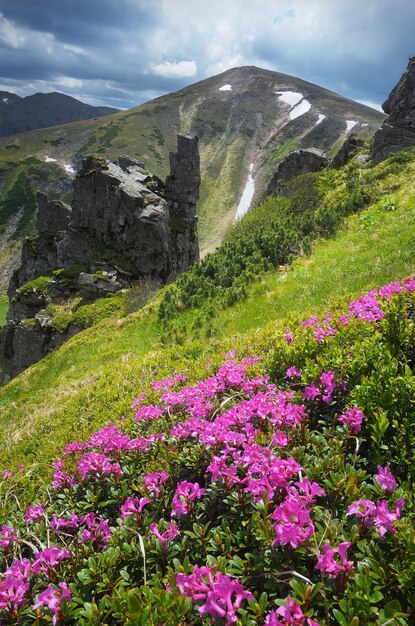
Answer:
[0,0,413,111]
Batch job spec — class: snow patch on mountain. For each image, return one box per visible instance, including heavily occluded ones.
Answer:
[346,120,358,132]
[276,91,303,106]
[234,163,255,221]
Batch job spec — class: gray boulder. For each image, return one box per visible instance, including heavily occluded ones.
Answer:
[267,148,327,196]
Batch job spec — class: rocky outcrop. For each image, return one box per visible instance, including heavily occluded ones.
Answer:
[329,134,366,169]
[267,148,327,196]
[1,134,200,382]
[372,57,415,164]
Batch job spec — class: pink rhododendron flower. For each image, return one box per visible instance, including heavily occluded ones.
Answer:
[301,315,318,328]
[87,424,131,453]
[176,565,253,625]
[303,384,321,401]
[51,514,79,532]
[315,542,354,578]
[271,431,289,448]
[5,559,32,580]
[131,391,147,409]
[80,513,112,549]
[349,293,385,322]
[78,452,123,480]
[314,327,326,343]
[0,576,30,611]
[346,497,404,536]
[171,481,205,517]
[152,373,186,392]
[265,595,321,625]
[271,496,314,549]
[338,406,364,433]
[24,505,45,523]
[284,330,293,344]
[120,497,151,520]
[52,458,77,490]
[374,463,397,493]
[144,471,169,496]
[33,582,72,625]
[134,404,164,422]
[149,521,180,549]
[0,525,18,548]
[285,366,301,379]
[32,546,70,573]
[378,281,402,300]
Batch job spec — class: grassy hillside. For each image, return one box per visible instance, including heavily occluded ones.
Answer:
[1,146,415,624]
[0,149,415,471]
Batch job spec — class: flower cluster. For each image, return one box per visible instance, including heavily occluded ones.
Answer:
[176,565,253,624]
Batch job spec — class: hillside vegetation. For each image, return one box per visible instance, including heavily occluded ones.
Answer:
[1,147,415,624]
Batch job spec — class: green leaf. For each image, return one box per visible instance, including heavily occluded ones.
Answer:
[383,600,402,618]
[370,591,384,603]
[333,608,349,626]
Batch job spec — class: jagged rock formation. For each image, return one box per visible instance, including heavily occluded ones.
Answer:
[1,135,200,382]
[329,133,366,169]
[267,148,327,196]
[372,57,415,164]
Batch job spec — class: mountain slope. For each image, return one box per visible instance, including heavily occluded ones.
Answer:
[0,146,414,470]
[0,67,384,288]
[0,90,118,138]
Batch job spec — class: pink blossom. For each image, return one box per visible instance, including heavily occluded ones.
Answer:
[374,463,397,493]
[120,496,151,520]
[87,424,131,453]
[314,327,326,343]
[0,525,18,548]
[271,497,314,549]
[149,521,180,549]
[378,281,402,301]
[131,391,147,409]
[24,505,45,523]
[338,406,364,433]
[63,441,87,455]
[349,293,385,322]
[78,452,123,480]
[52,458,77,490]
[285,366,301,379]
[346,498,376,519]
[144,471,169,496]
[271,431,289,448]
[171,481,205,517]
[176,565,253,625]
[0,576,30,611]
[315,542,354,578]
[51,514,79,532]
[294,478,326,503]
[32,582,72,625]
[134,404,164,422]
[303,384,321,401]
[152,373,186,392]
[80,513,112,549]
[5,559,32,580]
[284,330,294,344]
[32,546,71,573]
[301,315,318,328]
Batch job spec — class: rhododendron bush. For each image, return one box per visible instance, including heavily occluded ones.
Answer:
[1,280,415,624]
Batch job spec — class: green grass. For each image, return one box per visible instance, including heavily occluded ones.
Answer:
[0,295,7,326]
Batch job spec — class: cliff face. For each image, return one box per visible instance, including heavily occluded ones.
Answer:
[1,135,200,381]
[372,57,415,164]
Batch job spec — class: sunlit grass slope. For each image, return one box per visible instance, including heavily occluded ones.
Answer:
[1,150,415,471]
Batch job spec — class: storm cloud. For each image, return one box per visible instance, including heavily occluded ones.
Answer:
[0,0,414,110]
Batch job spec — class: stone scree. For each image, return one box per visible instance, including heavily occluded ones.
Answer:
[0,134,200,382]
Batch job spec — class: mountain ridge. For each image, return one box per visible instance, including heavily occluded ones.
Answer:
[0,66,384,289]
[0,89,119,138]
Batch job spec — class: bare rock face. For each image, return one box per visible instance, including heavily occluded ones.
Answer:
[329,134,366,169]
[372,57,415,164]
[267,148,327,196]
[0,134,200,382]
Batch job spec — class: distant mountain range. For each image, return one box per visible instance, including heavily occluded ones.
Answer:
[0,66,384,289]
[0,90,118,138]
